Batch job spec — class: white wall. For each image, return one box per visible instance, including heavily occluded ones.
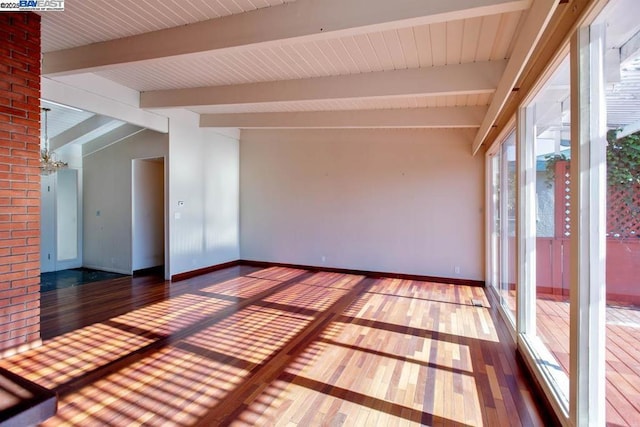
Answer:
[83,129,169,274]
[132,158,165,271]
[240,128,484,280]
[167,110,240,276]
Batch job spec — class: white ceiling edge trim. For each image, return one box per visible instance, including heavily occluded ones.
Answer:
[199,106,488,129]
[471,0,558,155]
[43,0,530,76]
[42,77,169,133]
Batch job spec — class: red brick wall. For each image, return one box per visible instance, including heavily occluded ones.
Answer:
[0,12,41,356]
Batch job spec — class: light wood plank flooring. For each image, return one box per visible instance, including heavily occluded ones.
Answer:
[0,266,551,426]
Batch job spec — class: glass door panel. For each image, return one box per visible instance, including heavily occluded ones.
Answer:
[593,2,640,424]
[489,153,501,292]
[524,56,571,406]
[499,133,517,321]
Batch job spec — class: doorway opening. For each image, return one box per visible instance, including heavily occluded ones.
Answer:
[132,157,166,277]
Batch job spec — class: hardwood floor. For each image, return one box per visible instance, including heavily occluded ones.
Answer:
[0,266,551,426]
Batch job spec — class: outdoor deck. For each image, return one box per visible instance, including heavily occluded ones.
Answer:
[537,297,640,426]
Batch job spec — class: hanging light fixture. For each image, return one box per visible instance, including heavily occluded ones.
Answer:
[40,107,67,175]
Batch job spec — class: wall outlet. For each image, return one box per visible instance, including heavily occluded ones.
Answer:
[454,266,461,274]
[321,255,326,263]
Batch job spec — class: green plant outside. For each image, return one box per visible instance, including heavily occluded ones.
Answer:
[607,129,640,186]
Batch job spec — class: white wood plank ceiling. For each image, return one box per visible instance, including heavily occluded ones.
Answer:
[40,101,129,152]
[41,0,294,52]
[91,14,524,91]
[39,0,563,149]
[41,100,94,138]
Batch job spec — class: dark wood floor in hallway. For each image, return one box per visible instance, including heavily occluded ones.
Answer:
[1,266,551,426]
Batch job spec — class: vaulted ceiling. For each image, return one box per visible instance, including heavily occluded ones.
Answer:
[39,0,560,153]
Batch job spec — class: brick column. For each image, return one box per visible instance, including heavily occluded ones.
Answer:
[0,12,41,356]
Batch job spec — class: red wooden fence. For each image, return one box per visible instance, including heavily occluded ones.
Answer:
[536,161,640,306]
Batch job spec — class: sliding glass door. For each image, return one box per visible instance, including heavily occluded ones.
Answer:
[519,56,572,412]
[488,131,516,325]
[590,2,640,424]
[487,0,640,424]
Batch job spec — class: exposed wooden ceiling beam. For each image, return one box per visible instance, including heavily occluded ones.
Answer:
[82,124,145,157]
[471,0,557,154]
[616,119,640,139]
[42,77,169,133]
[141,60,506,109]
[50,115,117,151]
[621,29,640,64]
[43,0,530,76]
[199,106,488,128]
